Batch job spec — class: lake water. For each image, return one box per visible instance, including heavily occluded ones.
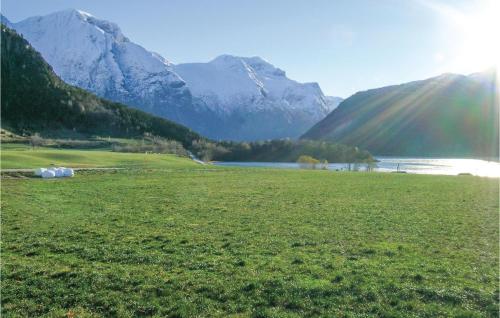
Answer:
[214,158,500,178]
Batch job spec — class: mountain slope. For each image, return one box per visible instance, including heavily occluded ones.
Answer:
[9,10,341,141]
[175,55,334,115]
[324,96,343,111]
[1,14,13,27]
[174,55,338,140]
[9,10,205,125]
[0,25,201,146]
[302,72,499,158]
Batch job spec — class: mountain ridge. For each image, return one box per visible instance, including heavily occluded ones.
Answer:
[302,71,499,158]
[7,9,342,141]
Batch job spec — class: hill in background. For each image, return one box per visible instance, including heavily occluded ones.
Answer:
[302,71,499,159]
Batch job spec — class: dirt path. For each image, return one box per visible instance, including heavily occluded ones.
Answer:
[1,167,124,173]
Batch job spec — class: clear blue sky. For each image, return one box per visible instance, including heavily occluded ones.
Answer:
[2,0,495,97]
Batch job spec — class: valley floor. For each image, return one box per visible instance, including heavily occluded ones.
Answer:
[1,148,498,317]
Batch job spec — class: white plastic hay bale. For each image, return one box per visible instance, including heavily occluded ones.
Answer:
[54,168,65,178]
[34,168,46,176]
[63,168,74,177]
[41,170,56,178]
[48,167,57,172]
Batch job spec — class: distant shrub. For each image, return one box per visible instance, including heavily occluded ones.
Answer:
[29,133,44,148]
[51,139,112,149]
[191,140,229,161]
[112,137,188,156]
[297,155,320,169]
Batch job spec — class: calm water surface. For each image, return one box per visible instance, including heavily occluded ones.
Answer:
[214,158,500,178]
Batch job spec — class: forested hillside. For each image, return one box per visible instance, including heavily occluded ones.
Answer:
[1,25,201,147]
[303,72,499,158]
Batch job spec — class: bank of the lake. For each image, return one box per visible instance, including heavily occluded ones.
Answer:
[215,157,500,178]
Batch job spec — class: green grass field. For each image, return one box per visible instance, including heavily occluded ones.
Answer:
[1,145,198,169]
[1,147,499,317]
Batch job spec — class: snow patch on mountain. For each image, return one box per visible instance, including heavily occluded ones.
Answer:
[324,96,344,111]
[175,54,336,119]
[11,9,188,108]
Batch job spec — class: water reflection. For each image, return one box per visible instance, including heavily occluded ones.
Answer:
[214,158,500,178]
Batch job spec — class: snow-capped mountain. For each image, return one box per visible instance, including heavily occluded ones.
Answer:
[324,96,344,112]
[175,55,341,139]
[175,55,329,115]
[8,9,342,140]
[10,9,193,118]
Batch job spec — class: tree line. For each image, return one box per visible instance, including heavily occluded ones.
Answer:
[191,139,374,163]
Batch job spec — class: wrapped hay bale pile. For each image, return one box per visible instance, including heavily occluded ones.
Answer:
[35,167,75,179]
[54,168,64,177]
[41,169,55,178]
[63,168,74,177]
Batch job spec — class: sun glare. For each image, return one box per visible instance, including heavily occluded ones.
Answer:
[438,0,500,74]
[423,0,500,74]
[455,1,500,73]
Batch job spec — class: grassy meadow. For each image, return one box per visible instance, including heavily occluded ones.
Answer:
[1,146,499,317]
[1,144,198,170]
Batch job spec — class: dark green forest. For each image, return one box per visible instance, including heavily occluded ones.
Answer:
[1,25,202,147]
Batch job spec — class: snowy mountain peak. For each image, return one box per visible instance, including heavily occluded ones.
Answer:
[175,54,334,117]
[174,54,343,139]
[211,54,243,63]
[56,8,92,18]
[210,55,286,77]
[84,12,129,43]
[9,9,343,141]
[27,9,129,43]
[73,9,93,17]
[211,54,268,66]
[11,9,186,107]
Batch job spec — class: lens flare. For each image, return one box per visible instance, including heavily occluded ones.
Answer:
[420,0,500,73]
